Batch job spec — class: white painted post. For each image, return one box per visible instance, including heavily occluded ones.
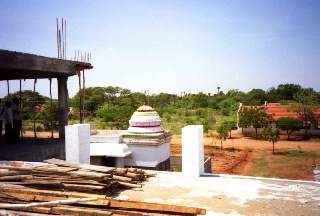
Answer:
[65,124,90,164]
[182,125,204,177]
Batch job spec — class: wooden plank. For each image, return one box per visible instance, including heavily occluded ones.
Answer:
[108,199,206,215]
[3,205,114,216]
[41,206,114,216]
[63,183,106,193]
[0,184,108,205]
[0,170,28,177]
[0,209,53,216]
[0,184,206,215]
[118,182,142,188]
[22,178,106,187]
[44,158,114,173]
[0,161,41,171]
[0,197,97,208]
[20,180,63,189]
[112,175,132,182]
[60,179,106,186]
[0,198,142,216]
[125,172,141,180]
[32,165,77,173]
[69,170,111,180]
[0,175,32,181]
[143,170,157,177]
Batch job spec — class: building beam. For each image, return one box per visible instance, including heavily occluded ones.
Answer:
[0,50,92,81]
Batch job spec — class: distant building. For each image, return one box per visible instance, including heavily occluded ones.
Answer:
[237,102,320,129]
[90,105,171,170]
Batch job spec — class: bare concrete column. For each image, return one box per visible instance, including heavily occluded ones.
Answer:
[58,77,69,138]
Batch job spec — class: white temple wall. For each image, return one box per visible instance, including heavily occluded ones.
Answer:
[124,143,170,167]
[90,142,131,157]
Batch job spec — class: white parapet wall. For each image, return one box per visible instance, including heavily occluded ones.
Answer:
[65,124,90,164]
[182,125,204,177]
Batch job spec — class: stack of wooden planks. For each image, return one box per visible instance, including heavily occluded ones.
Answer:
[0,158,155,194]
[0,159,206,215]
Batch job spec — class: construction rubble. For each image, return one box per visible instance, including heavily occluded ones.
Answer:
[0,159,206,215]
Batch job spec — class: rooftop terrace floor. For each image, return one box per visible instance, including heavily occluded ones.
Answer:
[117,172,320,216]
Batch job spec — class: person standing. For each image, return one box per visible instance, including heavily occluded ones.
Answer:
[3,101,13,144]
[0,99,4,141]
[12,97,22,143]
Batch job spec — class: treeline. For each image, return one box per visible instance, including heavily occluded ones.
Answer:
[68,84,320,132]
[71,83,320,114]
[2,84,319,133]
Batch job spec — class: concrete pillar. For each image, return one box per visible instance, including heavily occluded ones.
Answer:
[65,124,90,164]
[115,158,125,168]
[58,77,69,138]
[182,125,204,177]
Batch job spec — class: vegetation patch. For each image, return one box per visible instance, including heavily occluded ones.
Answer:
[274,150,319,158]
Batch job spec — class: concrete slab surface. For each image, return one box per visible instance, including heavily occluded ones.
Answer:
[116,172,320,216]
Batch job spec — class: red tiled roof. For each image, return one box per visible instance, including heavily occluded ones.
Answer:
[241,103,320,121]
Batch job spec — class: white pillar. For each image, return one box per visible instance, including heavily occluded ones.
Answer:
[65,124,90,164]
[182,125,204,177]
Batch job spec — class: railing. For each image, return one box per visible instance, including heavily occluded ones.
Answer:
[22,120,59,138]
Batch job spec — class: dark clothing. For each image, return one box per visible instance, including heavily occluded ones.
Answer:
[0,120,2,140]
[5,123,12,144]
[13,120,22,143]
[0,107,3,141]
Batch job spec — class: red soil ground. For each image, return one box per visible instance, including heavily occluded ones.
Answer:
[171,130,320,180]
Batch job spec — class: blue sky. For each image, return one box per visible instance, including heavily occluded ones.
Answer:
[0,0,319,98]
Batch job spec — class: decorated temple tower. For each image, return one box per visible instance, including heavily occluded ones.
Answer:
[122,105,171,170]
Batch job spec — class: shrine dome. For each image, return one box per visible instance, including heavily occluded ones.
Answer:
[128,105,164,133]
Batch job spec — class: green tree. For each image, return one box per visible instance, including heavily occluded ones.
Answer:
[226,89,246,102]
[238,107,270,139]
[96,104,135,129]
[276,83,302,101]
[4,90,47,120]
[261,126,280,153]
[216,124,228,150]
[277,117,302,140]
[218,98,237,116]
[293,88,319,136]
[251,108,270,139]
[246,89,267,105]
[71,87,107,113]
[221,120,237,138]
[191,92,209,108]
[238,109,251,130]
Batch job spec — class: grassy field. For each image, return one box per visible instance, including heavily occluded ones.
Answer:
[244,150,318,180]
